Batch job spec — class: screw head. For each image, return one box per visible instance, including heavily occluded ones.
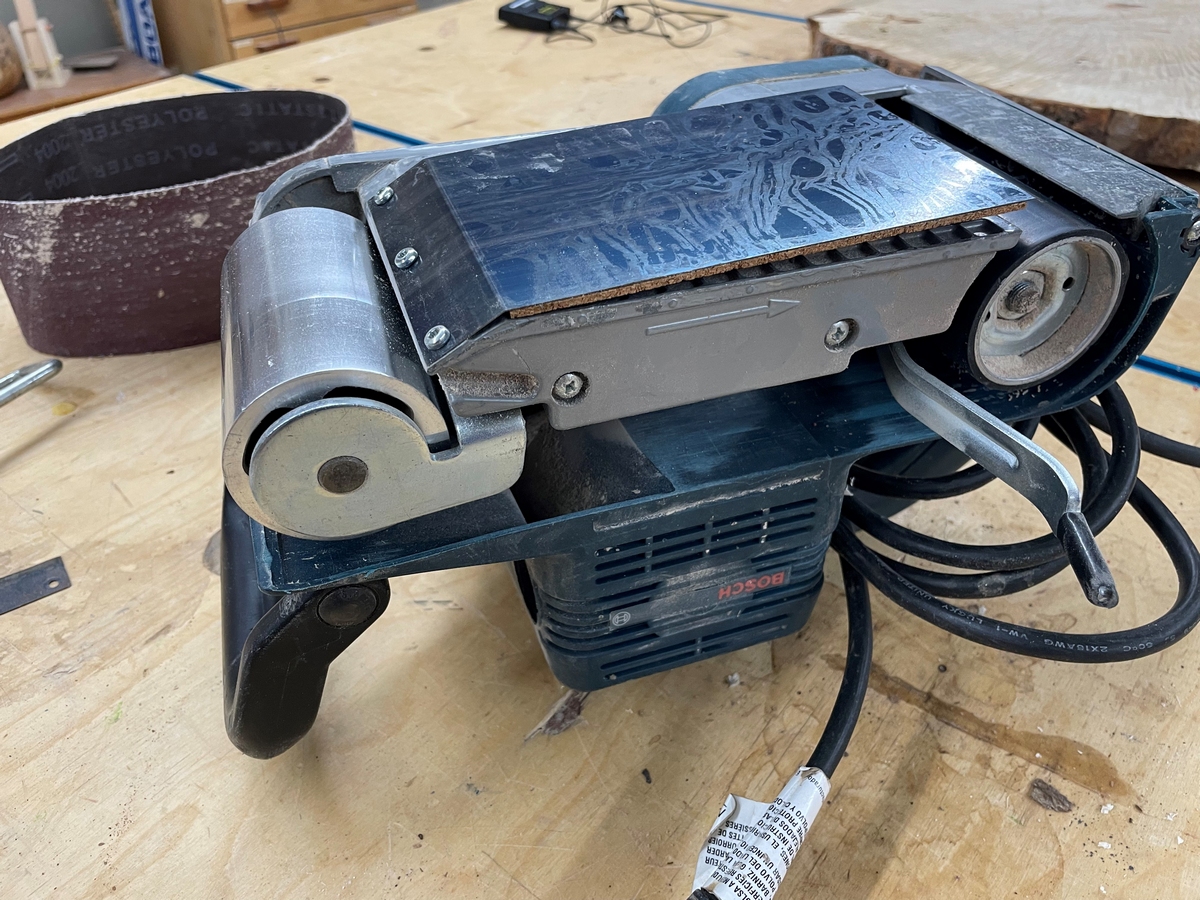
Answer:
[317,585,378,628]
[317,455,368,494]
[824,318,855,350]
[372,186,395,206]
[552,372,586,401]
[394,247,420,270]
[1185,218,1200,248]
[424,324,451,350]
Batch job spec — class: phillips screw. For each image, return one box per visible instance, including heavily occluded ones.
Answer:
[824,319,856,350]
[553,372,586,401]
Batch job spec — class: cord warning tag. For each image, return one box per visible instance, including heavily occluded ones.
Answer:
[692,767,829,900]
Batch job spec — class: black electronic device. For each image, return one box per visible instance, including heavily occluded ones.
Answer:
[498,0,571,32]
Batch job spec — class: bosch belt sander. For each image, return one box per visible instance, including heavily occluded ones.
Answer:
[218,55,1200,792]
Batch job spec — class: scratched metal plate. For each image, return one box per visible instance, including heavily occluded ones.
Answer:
[902,87,1193,221]
[0,557,70,616]
[376,86,1028,357]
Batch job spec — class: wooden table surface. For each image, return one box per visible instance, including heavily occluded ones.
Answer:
[2,2,1199,898]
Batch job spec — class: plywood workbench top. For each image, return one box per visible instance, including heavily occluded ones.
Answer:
[2,2,1199,898]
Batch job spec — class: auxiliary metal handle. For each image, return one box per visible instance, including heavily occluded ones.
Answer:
[879,343,1117,608]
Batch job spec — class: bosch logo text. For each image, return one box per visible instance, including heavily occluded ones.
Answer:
[717,568,791,601]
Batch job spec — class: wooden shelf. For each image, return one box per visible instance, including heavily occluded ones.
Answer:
[0,48,167,125]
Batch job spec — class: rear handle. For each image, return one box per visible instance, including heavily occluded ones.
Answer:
[220,490,390,758]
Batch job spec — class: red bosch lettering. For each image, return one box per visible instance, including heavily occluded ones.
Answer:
[715,568,791,602]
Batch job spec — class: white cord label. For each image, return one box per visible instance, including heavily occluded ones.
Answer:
[692,767,829,900]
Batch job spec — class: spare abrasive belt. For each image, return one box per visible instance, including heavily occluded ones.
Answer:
[0,90,353,356]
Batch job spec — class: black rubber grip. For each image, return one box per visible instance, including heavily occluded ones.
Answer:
[221,491,390,758]
[1057,510,1119,608]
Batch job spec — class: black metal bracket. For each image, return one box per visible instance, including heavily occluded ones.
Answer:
[221,491,390,758]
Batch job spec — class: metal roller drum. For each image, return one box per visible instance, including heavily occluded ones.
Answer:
[964,201,1127,388]
[906,198,1130,396]
[221,206,526,539]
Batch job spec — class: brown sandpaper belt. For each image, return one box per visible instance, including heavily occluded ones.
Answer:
[0,91,354,357]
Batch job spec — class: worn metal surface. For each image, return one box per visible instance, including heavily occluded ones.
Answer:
[0,91,353,356]
[904,85,1192,221]
[447,218,1018,429]
[880,343,1084,527]
[222,198,526,541]
[0,556,70,616]
[372,86,1029,362]
[972,235,1123,386]
[221,206,457,534]
[879,342,1116,608]
[246,395,526,539]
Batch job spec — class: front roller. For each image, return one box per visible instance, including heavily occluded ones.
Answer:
[220,491,390,758]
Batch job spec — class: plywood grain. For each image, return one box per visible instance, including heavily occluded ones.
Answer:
[205,0,821,142]
[2,3,1200,898]
[229,7,418,59]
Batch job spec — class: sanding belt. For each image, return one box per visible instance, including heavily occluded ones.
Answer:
[0,91,353,356]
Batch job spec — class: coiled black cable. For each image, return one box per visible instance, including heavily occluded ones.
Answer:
[833,385,1200,663]
[1079,398,1200,468]
[686,388,1200,900]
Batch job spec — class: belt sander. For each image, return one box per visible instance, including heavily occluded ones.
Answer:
[217,57,1200,899]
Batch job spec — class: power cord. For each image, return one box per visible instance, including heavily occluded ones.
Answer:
[805,557,872,776]
[548,0,726,47]
[688,382,1200,899]
[837,382,1200,662]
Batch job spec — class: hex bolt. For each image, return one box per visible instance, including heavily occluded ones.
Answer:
[1000,280,1042,319]
[317,455,368,494]
[1185,218,1200,250]
[824,319,855,350]
[372,186,395,206]
[424,324,451,350]
[394,247,420,270]
[552,372,586,401]
[317,585,378,628]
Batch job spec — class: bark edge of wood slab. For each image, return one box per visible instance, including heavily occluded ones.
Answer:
[809,9,1200,174]
[0,90,354,357]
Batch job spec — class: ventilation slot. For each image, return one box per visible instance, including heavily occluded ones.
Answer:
[593,498,818,585]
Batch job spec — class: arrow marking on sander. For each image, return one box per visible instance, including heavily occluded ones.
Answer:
[645,298,801,335]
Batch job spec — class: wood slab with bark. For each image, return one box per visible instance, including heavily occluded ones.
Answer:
[810,0,1200,171]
